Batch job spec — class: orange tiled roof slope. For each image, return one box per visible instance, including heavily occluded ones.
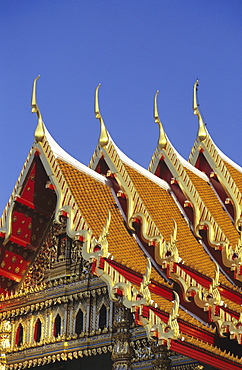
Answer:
[50,155,235,367]
[1,80,242,370]
[186,168,239,246]
[124,164,235,288]
[187,112,242,288]
[224,161,242,195]
[88,120,242,353]
[123,162,242,311]
[188,95,242,233]
[148,130,242,287]
[88,131,242,369]
[57,159,169,285]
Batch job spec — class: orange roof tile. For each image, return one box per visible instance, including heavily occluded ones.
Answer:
[57,159,240,318]
[180,334,242,367]
[151,291,215,334]
[57,159,168,285]
[123,165,228,282]
[186,169,239,246]
[223,161,242,197]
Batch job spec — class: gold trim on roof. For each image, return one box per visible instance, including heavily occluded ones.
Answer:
[154,90,167,150]
[0,149,34,244]
[189,81,242,231]
[193,80,207,142]
[140,291,180,349]
[89,132,242,335]
[149,127,242,281]
[90,138,181,268]
[95,84,109,147]
[169,261,242,342]
[189,133,242,232]
[149,140,202,238]
[87,255,152,309]
[186,262,221,309]
[131,213,179,266]
[140,258,152,303]
[31,76,45,143]
[125,163,222,279]
[34,139,89,235]
[182,334,242,365]
[81,210,111,261]
[57,159,155,277]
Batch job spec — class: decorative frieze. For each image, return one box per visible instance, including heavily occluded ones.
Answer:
[6,345,113,370]
[139,292,180,350]
[151,342,171,370]
[112,301,133,370]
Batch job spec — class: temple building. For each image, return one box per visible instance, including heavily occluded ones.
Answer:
[0,77,242,370]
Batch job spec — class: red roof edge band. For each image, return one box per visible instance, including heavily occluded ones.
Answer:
[148,306,215,346]
[178,263,211,289]
[106,258,173,300]
[171,340,242,370]
[105,258,241,324]
[103,259,216,345]
[179,263,242,306]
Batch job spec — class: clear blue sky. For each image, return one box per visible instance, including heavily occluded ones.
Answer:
[1,1,242,214]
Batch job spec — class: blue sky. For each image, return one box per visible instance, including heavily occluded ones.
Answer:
[1,1,242,214]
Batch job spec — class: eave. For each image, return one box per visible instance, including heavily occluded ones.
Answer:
[88,128,242,359]
[149,140,242,288]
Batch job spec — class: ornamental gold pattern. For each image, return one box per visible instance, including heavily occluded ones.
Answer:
[193,80,207,142]
[31,76,45,143]
[1,80,242,370]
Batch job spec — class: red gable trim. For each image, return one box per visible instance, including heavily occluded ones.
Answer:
[104,258,216,345]
[171,340,242,370]
[178,263,242,306]
[106,258,173,300]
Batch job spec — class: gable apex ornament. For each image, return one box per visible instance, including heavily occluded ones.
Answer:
[95,84,109,147]
[154,90,167,150]
[193,80,207,142]
[31,75,45,143]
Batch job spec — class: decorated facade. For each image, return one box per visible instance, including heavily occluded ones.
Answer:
[0,77,242,370]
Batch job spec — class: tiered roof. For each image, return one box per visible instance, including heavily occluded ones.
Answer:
[0,78,242,369]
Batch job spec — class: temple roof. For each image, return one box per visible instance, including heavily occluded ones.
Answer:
[1,80,242,369]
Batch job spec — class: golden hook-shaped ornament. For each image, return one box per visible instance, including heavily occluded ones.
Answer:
[95,84,109,147]
[31,75,45,143]
[193,80,207,142]
[154,90,167,150]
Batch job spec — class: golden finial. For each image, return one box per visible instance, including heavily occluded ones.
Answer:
[154,90,167,149]
[31,75,45,143]
[193,80,207,141]
[95,84,109,147]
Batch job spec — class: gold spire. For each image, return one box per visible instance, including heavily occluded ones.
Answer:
[31,75,45,143]
[193,80,207,142]
[154,90,167,149]
[95,84,109,147]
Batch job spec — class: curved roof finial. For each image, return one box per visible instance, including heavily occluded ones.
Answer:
[31,75,45,143]
[193,80,207,142]
[154,90,167,150]
[95,84,109,147]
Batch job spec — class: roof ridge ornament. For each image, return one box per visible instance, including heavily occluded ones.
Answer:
[154,90,167,150]
[95,84,109,147]
[140,291,180,349]
[193,80,207,142]
[31,75,45,143]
